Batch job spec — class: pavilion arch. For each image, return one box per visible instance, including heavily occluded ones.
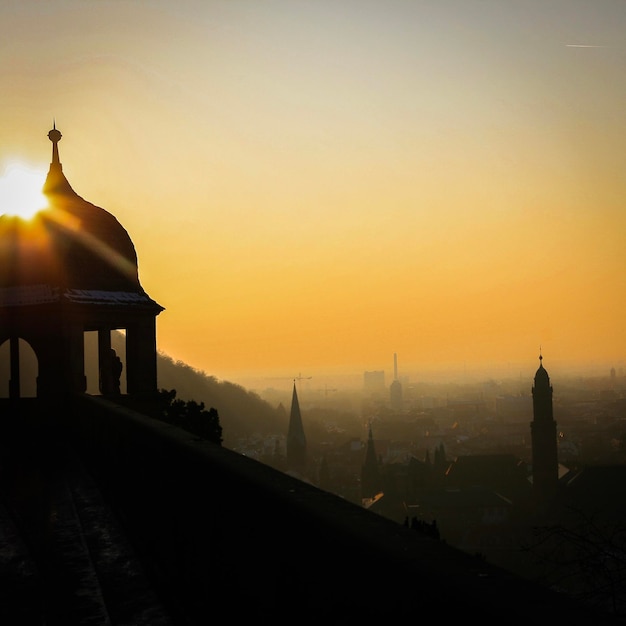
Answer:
[0,336,38,399]
[0,290,161,400]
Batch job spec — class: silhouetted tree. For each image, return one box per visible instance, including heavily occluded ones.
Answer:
[155,351,283,445]
[153,388,223,446]
[409,516,441,540]
[522,508,626,616]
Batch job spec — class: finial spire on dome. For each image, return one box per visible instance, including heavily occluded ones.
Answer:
[43,122,77,197]
[48,121,63,168]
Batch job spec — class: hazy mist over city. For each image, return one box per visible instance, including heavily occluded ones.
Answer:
[234,357,623,400]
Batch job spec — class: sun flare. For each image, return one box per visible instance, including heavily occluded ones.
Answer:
[0,162,48,219]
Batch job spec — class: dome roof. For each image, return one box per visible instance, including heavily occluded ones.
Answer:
[534,355,551,387]
[0,125,142,292]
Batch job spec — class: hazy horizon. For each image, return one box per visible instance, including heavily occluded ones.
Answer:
[205,355,624,395]
[1,1,625,386]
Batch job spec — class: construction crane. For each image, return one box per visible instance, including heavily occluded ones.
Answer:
[315,385,337,396]
[266,373,313,382]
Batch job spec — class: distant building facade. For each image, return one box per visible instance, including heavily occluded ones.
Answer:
[364,370,385,394]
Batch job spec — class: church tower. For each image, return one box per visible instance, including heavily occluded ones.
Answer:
[530,354,558,506]
[286,382,307,477]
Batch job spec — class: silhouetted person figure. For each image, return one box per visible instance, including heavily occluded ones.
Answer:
[100,348,122,395]
[111,349,122,394]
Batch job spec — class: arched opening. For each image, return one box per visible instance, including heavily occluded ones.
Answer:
[0,338,38,398]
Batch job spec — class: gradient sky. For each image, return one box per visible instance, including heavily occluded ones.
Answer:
[1,0,625,389]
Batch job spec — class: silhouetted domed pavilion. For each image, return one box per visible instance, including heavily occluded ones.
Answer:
[0,125,164,398]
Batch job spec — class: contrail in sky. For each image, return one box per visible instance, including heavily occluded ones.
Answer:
[565,44,606,48]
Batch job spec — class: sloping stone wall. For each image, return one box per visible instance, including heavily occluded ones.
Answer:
[22,394,615,623]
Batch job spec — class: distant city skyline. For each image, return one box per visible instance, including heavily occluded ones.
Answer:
[236,355,624,395]
[1,1,625,388]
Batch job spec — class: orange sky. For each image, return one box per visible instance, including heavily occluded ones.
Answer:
[1,1,625,390]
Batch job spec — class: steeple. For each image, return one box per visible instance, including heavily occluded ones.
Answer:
[530,353,558,507]
[286,382,307,476]
[361,421,382,501]
[49,121,62,168]
[43,122,77,197]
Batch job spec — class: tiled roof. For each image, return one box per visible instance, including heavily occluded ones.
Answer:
[64,289,160,307]
[0,285,161,309]
[0,284,59,306]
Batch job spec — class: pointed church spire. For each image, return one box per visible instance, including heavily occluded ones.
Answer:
[361,421,382,500]
[286,381,307,476]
